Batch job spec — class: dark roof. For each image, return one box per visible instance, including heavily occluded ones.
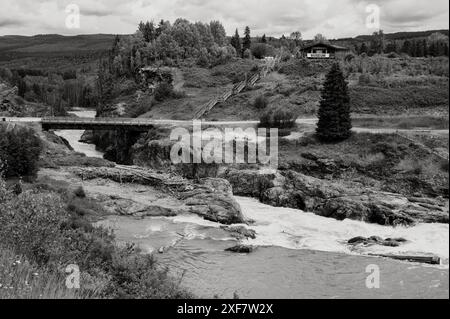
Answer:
[300,42,348,51]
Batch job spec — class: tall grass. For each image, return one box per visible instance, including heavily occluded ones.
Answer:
[0,248,83,299]
[0,175,193,299]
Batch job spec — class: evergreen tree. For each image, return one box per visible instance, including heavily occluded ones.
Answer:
[415,40,424,57]
[429,42,436,57]
[261,34,267,44]
[17,77,27,98]
[316,63,352,142]
[401,40,412,56]
[385,41,398,53]
[242,26,252,56]
[156,20,166,38]
[359,42,368,55]
[230,29,242,55]
[423,39,429,56]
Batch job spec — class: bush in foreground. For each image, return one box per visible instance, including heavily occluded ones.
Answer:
[0,125,42,178]
[0,177,193,299]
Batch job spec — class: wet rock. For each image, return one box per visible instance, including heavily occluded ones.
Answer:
[185,192,244,225]
[220,169,278,198]
[221,226,257,240]
[348,236,367,244]
[348,236,408,247]
[79,130,94,144]
[71,166,245,225]
[225,245,255,253]
[222,168,449,226]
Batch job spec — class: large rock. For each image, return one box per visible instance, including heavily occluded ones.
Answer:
[133,138,220,178]
[71,166,245,225]
[221,168,449,226]
[348,236,408,247]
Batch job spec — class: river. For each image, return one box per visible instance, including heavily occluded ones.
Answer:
[55,109,449,299]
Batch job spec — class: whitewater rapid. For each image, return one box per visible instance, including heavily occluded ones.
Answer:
[167,196,449,267]
[57,110,449,268]
[53,110,104,158]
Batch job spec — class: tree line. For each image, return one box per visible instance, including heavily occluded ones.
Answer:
[356,31,449,57]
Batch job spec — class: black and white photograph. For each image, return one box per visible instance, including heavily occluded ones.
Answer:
[0,0,449,306]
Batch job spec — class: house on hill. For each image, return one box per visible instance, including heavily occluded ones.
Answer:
[299,42,349,59]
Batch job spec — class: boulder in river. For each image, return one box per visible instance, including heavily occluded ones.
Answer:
[225,245,255,253]
[221,226,257,240]
[348,236,408,247]
[70,166,245,225]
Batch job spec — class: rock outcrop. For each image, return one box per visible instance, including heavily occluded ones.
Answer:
[225,245,255,253]
[221,168,449,226]
[348,236,408,247]
[133,138,220,179]
[70,166,245,225]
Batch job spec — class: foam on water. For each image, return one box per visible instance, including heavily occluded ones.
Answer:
[233,196,449,266]
[53,110,104,158]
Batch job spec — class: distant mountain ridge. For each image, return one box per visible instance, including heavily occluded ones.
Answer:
[0,29,448,56]
[0,34,118,54]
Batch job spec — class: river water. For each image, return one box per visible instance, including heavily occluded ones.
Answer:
[56,109,449,299]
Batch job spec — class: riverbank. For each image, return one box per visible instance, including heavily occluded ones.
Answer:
[16,110,448,299]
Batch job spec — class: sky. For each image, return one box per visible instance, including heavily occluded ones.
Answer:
[0,0,448,38]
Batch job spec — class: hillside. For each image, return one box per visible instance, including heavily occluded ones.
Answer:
[0,34,117,61]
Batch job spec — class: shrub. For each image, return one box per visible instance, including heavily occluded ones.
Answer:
[0,192,69,265]
[259,108,297,129]
[128,101,153,118]
[441,160,449,172]
[0,125,42,178]
[251,44,268,59]
[154,82,174,101]
[0,180,193,299]
[253,95,268,110]
[358,73,373,85]
[387,52,400,59]
[243,49,252,59]
[154,82,185,102]
[344,53,355,62]
[74,186,86,198]
[103,251,193,299]
[62,69,77,80]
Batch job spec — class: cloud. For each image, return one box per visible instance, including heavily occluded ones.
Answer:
[0,18,24,28]
[0,0,448,37]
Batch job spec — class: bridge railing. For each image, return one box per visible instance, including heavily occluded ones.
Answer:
[41,117,159,126]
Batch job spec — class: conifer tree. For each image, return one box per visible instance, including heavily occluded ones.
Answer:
[316,63,352,142]
[242,26,252,56]
[261,34,267,44]
[230,29,242,55]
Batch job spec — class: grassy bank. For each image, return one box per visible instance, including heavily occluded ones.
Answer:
[0,122,194,299]
[278,132,449,198]
[0,176,194,299]
[352,116,449,130]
